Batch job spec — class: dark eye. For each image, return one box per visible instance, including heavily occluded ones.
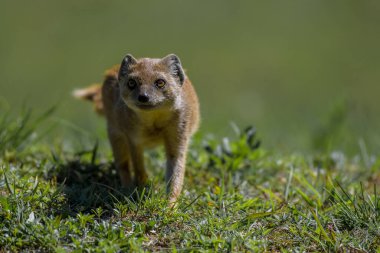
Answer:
[155,79,166,88]
[127,79,137,89]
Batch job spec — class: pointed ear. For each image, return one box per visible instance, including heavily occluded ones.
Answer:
[118,54,137,81]
[161,54,185,85]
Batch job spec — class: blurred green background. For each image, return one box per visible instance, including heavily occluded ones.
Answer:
[1,0,379,153]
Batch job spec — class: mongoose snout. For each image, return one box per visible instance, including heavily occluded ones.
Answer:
[137,94,149,103]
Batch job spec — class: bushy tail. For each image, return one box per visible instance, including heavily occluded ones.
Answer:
[72,84,104,115]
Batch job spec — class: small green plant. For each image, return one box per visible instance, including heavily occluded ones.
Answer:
[0,107,55,158]
[331,182,380,232]
[204,126,261,172]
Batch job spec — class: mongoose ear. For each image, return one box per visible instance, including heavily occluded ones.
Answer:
[118,54,137,81]
[161,54,185,85]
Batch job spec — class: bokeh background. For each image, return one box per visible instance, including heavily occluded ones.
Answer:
[1,0,379,153]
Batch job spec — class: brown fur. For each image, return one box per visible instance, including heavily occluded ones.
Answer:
[74,55,199,206]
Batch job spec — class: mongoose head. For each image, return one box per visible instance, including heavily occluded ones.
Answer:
[118,54,186,111]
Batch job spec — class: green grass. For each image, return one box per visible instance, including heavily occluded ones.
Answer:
[1,111,380,252]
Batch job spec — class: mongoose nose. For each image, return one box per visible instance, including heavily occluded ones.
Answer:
[138,94,150,103]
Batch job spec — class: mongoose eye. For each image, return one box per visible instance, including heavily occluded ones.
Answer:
[127,79,137,89]
[155,79,166,88]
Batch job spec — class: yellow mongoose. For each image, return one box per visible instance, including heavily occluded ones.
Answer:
[74,54,200,206]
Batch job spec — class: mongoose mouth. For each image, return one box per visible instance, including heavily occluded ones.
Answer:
[135,103,160,110]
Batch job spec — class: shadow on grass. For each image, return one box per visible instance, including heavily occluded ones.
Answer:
[50,144,152,217]
[55,160,122,214]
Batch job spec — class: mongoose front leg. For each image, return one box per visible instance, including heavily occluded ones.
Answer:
[129,144,148,187]
[164,128,189,206]
[107,129,132,188]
